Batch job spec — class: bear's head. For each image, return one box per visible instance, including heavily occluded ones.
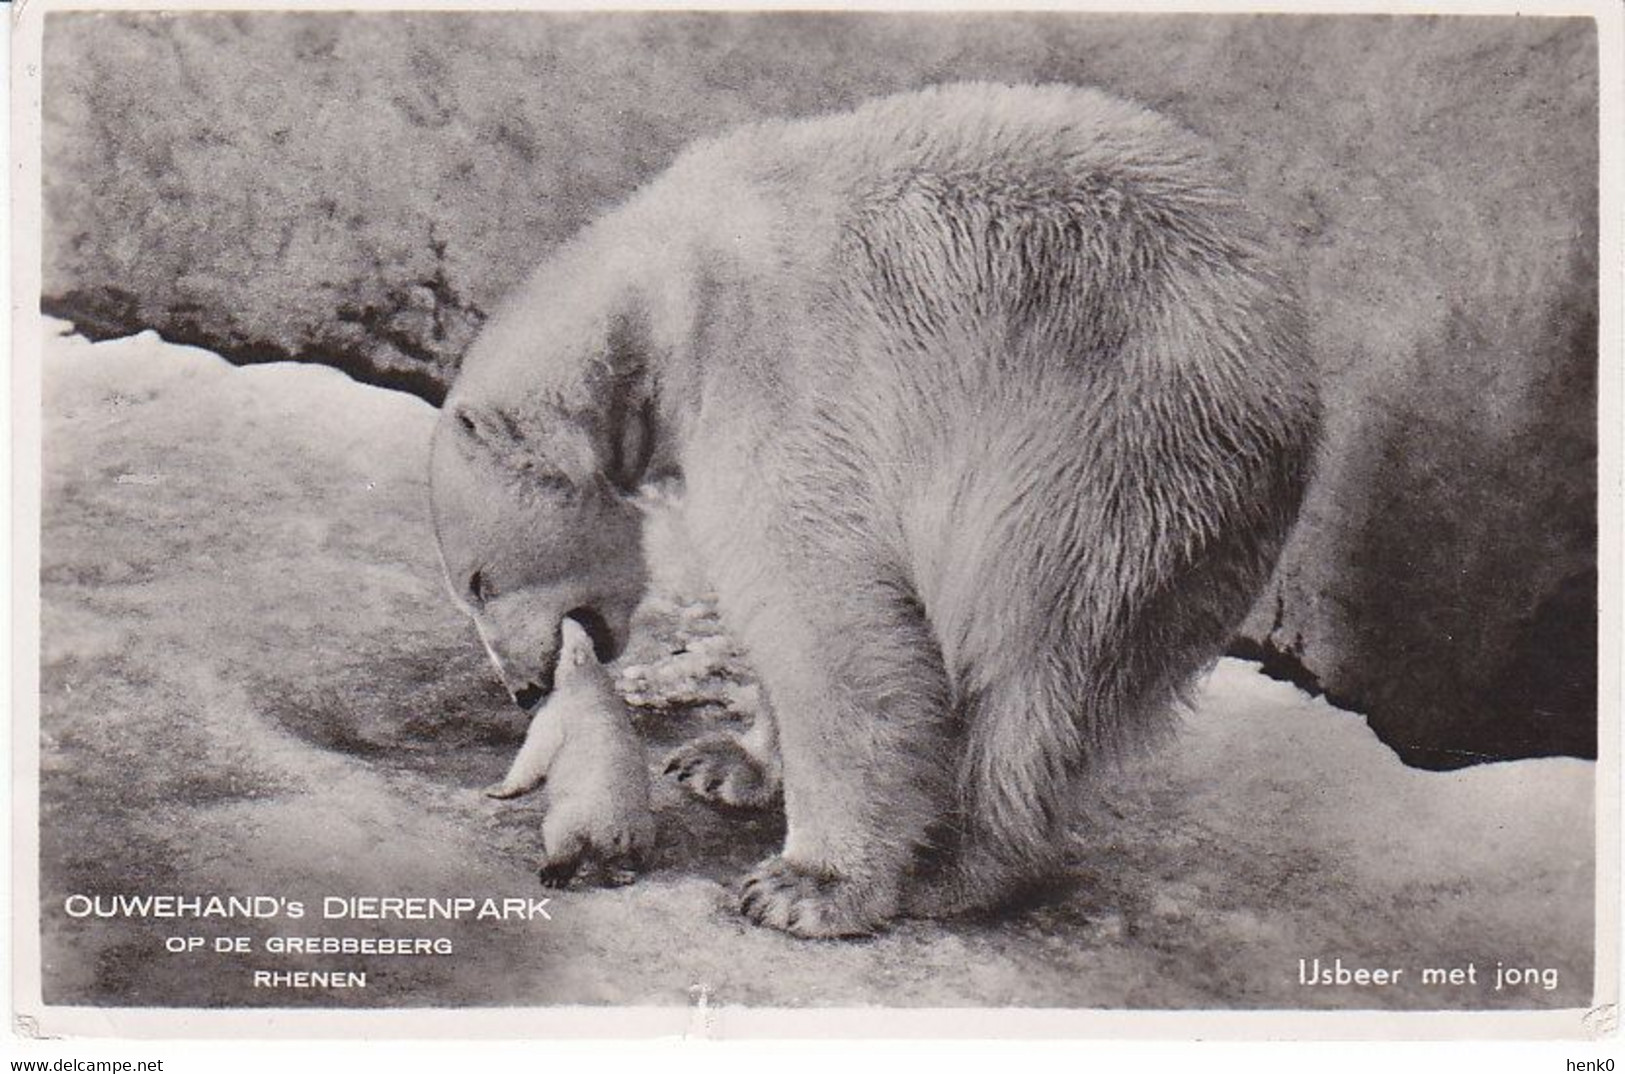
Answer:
[429,331,657,711]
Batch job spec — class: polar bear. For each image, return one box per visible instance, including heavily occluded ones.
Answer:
[429,83,1320,937]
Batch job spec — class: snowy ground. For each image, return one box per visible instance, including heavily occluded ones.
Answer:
[30,321,1595,1010]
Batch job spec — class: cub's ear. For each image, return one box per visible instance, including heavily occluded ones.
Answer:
[448,401,576,490]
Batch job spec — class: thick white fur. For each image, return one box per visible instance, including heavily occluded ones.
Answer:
[431,83,1320,936]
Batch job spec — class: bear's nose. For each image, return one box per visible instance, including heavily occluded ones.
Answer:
[512,683,546,712]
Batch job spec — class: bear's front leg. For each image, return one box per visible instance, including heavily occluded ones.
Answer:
[727,574,953,938]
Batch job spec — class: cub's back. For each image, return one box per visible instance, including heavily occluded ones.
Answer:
[547,675,651,812]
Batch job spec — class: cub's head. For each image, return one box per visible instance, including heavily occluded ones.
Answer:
[556,616,601,678]
[429,379,654,713]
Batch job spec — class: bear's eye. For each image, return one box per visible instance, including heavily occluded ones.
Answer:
[467,569,491,605]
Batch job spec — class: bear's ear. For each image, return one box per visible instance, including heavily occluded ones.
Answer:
[450,401,577,490]
[450,401,504,445]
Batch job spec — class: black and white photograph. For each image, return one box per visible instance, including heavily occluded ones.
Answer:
[8,0,1617,1037]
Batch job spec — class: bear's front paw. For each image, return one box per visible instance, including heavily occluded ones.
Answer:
[738,856,885,938]
[663,733,780,809]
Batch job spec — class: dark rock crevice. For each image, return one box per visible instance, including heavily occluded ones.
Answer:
[43,290,459,406]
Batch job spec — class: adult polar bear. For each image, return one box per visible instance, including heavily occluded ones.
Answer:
[430,83,1320,937]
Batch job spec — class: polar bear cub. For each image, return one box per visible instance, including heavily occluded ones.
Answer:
[484,617,656,886]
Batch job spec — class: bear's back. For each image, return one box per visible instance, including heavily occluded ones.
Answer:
[672,84,1293,389]
[668,86,1307,467]
[782,83,1213,193]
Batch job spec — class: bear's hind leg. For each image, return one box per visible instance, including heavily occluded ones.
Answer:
[899,663,1091,919]
[901,496,1279,919]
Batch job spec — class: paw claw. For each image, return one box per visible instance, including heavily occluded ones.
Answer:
[736,856,884,939]
[662,734,780,809]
